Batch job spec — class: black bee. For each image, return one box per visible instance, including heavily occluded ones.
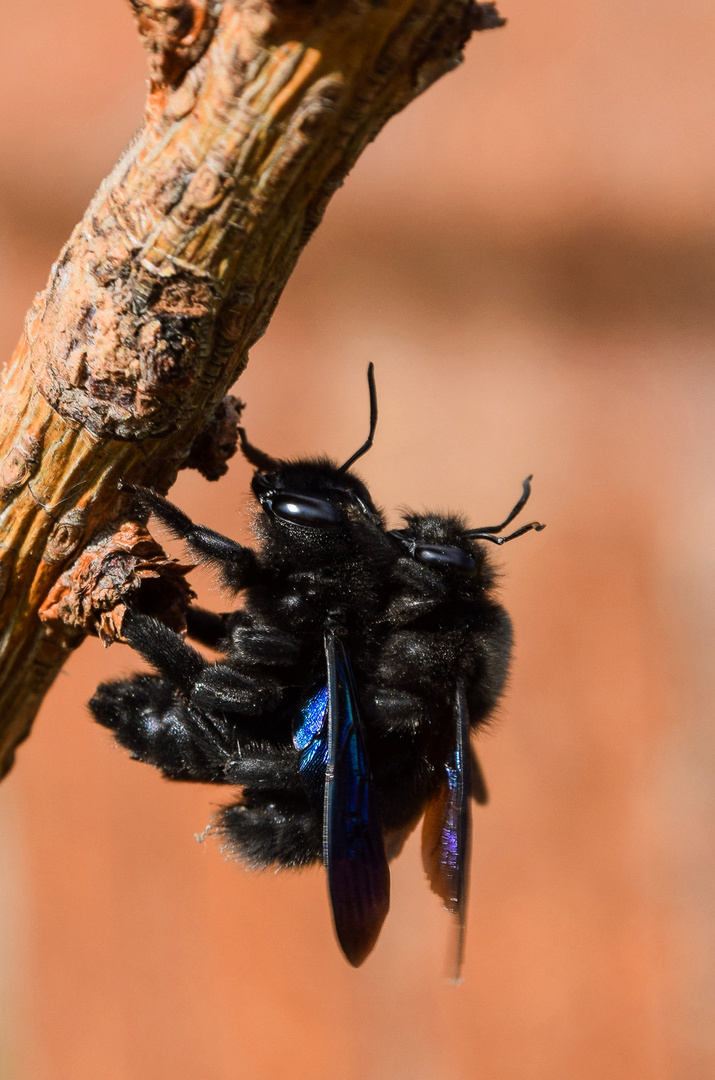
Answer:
[368,481,543,977]
[90,367,544,972]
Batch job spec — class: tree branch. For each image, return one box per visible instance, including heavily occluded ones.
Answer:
[0,0,504,776]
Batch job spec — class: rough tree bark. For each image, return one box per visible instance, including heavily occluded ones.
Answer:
[0,0,504,777]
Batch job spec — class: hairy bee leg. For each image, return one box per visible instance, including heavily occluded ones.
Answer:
[122,610,206,694]
[185,609,302,669]
[368,687,431,732]
[185,606,230,649]
[237,427,279,472]
[190,666,285,715]
[124,485,259,591]
[124,611,288,718]
[218,798,322,869]
[224,744,305,794]
[90,674,232,782]
[226,624,302,667]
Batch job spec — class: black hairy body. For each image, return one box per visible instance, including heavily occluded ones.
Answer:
[364,513,511,831]
[94,458,396,858]
[90,369,543,970]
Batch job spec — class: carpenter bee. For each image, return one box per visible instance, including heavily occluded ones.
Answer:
[90,367,544,972]
[368,482,544,978]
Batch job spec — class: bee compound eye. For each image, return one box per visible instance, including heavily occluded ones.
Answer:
[269,493,342,528]
[414,544,475,571]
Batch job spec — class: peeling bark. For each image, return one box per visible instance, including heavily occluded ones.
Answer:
[0,0,505,776]
[183,395,244,480]
[39,522,195,645]
[129,0,222,88]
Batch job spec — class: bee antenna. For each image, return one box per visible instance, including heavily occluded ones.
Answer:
[338,363,378,473]
[238,427,280,473]
[468,521,546,545]
[464,475,535,537]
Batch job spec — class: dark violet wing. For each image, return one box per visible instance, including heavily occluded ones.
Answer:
[293,683,329,809]
[471,746,489,806]
[323,624,390,967]
[421,679,472,983]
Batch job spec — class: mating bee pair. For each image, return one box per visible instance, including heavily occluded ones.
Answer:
[90,366,544,976]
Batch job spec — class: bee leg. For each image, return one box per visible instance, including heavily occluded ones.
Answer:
[226,623,302,667]
[185,609,302,669]
[224,743,305,794]
[123,485,260,592]
[190,665,284,716]
[121,610,206,692]
[368,688,431,733]
[123,610,286,719]
[185,606,230,650]
[90,673,231,782]
[218,796,322,869]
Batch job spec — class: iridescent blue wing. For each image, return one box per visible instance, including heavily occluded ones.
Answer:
[324,623,390,967]
[421,679,473,983]
[293,684,329,809]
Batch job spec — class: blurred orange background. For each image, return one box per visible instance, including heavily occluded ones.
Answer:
[1,2,714,1078]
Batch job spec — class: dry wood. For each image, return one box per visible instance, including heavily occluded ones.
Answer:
[0,0,504,777]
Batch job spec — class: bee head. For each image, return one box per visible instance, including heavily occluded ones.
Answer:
[390,476,545,577]
[390,514,483,575]
[250,459,381,533]
[238,364,381,537]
